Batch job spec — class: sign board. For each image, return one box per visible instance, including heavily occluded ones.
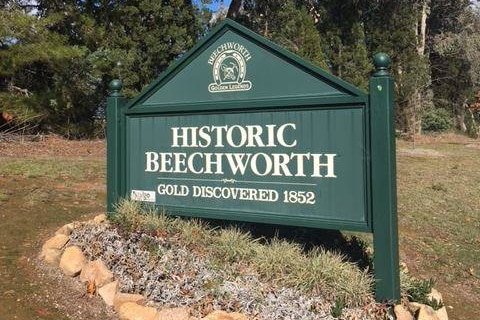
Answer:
[106,19,399,302]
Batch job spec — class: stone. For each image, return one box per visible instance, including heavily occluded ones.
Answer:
[79,259,113,287]
[113,293,145,312]
[399,262,409,273]
[428,288,443,304]
[417,304,440,320]
[202,311,248,320]
[156,307,190,320]
[118,302,157,320]
[98,280,119,306]
[59,246,86,277]
[55,223,75,236]
[42,248,62,265]
[93,213,107,224]
[435,307,449,320]
[394,305,413,320]
[408,302,423,313]
[42,234,69,251]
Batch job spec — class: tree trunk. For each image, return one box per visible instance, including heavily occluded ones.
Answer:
[227,0,245,19]
[457,101,468,132]
[417,1,428,55]
[411,0,430,137]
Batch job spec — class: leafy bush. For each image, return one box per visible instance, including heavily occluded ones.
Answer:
[405,278,443,310]
[422,108,453,132]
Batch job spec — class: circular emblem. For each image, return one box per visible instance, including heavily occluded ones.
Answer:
[208,43,252,93]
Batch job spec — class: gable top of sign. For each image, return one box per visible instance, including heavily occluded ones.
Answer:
[125,19,367,112]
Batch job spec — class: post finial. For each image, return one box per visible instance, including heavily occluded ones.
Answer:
[373,53,391,77]
[109,79,123,97]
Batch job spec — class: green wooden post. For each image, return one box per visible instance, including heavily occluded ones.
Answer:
[107,79,126,214]
[370,53,401,302]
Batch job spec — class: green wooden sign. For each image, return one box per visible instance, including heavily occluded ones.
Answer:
[106,19,400,302]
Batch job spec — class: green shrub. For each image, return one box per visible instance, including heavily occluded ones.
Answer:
[330,298,345,318]
[406,278,443,310]
[422,108,453,132]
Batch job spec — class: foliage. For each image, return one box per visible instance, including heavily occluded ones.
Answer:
[364,1,431,134]
[232,0,328,69]
[429,3,480,133]
[330,298,345,318]
[0,4,88,135]
[1,0,480,136]
[214,227,257,263]
[465,109,480,138]
[421,108,453,132]
[110,200,374,306]
[312,1,372,90]
[0,1,209,137]
[405,278,444,310]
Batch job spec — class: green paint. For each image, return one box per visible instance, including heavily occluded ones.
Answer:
[127,107,370,232]
[370,53,401,301]
[107,79,127,214]
[106,20,399,302]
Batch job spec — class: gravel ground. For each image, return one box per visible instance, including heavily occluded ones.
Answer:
[70,223,384,319]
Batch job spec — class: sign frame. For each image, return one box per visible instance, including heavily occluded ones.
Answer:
[106,19,400,302]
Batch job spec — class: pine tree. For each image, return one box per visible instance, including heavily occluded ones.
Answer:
[0,3,86,134]
[363,0,432,135]
[309,0,372,90]
[1,0,209,136]
[37,0,209,98]
[228,0,328,69]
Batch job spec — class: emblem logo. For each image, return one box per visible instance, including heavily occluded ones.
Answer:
[208,42,252,93]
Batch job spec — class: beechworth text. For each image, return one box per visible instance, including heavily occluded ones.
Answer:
[144,123,337,178]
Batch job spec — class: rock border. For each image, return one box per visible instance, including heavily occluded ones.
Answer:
[40,214,449,320]
[40,214,248,320]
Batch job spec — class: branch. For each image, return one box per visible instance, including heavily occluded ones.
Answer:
[227,0,245,19]
[8,83,31,97]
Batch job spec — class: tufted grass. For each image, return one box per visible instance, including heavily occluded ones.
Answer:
[111,199,374,307]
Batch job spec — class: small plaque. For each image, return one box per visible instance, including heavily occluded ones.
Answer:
[130,190,156,203]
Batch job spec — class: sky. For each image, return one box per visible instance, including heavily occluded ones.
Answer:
[194,0,232,12]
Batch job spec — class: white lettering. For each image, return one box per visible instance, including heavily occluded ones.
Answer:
[312,154,337,178]
[277,123,297,147]
[145,152,159,172]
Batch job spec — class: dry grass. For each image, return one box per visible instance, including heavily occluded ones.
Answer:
[0,158,104,180]
[111,199,374,307]
[396,136,480,319]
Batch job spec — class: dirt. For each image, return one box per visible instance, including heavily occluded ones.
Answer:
[397,148,444,157]
[0,137,116,320]
[0,135,105,159]
[409,132,478,144]
[0,134,479,320]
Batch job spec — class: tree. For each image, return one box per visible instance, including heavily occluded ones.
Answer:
[363,0,432,136]
[0,0,210,137]
[427,0,477,134]
[0,3,86,134]
[227,0,328,69]
[37,0,209,98]
[309,0,372,90]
